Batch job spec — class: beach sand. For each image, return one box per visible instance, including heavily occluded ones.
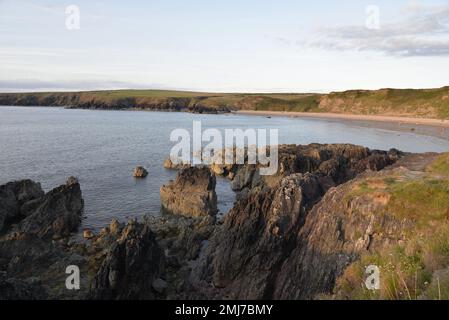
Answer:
[235,110,449,140]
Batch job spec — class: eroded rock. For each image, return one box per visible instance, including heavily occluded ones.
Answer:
[160,166,217,218]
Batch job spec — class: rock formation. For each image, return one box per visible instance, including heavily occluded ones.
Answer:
[88,220,164,300]
[190,144,406,299]
[133,166,148,178]
[160,166,218,218]
[0,180,44,232]
[2,144,448,301]
[17,178,84,240]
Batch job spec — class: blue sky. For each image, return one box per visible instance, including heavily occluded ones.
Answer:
[0,0,448,92]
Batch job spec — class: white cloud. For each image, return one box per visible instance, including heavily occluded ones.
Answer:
[302,5,449,57]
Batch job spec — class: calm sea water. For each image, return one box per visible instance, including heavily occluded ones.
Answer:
[1,106,449,230]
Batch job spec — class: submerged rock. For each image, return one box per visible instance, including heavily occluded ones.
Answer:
[160,166,217,218]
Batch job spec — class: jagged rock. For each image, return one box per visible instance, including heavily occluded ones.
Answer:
[17,180,84,239]
[0,180,44,232]
[88,220,164,300]
[192,144,406,299]
[193,173,326,299]
[133,166,148,178]
[160,166,217,218]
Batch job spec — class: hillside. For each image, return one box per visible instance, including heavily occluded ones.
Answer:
[0,86,449,119]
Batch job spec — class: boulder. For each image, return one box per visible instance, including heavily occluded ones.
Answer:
[133,166,148,178]
[160,166,217,218]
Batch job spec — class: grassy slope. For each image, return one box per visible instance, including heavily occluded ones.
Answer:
[333,153,449,300]
[1,86,449,118]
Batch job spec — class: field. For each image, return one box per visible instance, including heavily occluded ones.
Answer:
[1,86,449,119]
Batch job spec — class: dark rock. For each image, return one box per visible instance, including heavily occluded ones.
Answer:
[88,220,164,300]
[191,144,406,299]
[0,272,48,300]
[18,180,84,239]
[193,173,325,299]
[0,180,44,232]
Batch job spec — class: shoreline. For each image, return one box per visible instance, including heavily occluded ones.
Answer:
[235,110,449,128]
[2,104,449,140]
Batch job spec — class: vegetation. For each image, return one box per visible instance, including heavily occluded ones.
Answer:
[1,86,449,118]
[426,153,449,176]
[334,168,449,300]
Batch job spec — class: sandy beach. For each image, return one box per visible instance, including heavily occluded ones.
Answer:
[236,110,449,128]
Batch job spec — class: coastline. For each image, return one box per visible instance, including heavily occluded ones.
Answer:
[235,110,449,128]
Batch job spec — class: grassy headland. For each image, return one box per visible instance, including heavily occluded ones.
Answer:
[1,86,449,119]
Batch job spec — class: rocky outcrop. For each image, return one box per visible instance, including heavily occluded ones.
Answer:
[199,144,402,195]
[271,154,442,299]
[88,220,164,300]
[191,144,406,299]
[192,173,327,299]
[16,178,84,240]
[0,180,44,232]
[133,166,148,178]
[160,166,217,218]
[4,145,446,301]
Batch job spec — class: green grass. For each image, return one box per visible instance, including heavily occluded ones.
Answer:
[332,170,449,300]
[426,153,449,176]
[385,178,449,226]
[1,86,449,118]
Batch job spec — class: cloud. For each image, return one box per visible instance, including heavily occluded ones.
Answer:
[302,5,449,57]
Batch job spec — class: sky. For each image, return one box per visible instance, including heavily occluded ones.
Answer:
[0,0,449,93]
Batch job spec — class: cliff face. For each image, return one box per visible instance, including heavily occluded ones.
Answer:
[0,92,231,114]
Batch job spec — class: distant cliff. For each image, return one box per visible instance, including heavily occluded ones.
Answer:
[1,86,449,118]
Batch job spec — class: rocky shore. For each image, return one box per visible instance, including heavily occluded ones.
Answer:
[1,144,449,300]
